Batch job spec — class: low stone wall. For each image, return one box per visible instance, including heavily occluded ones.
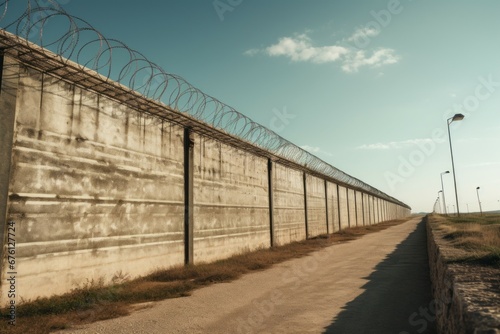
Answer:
[426,217,500,334]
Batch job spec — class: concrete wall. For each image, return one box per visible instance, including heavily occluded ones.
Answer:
[355,191,364,226]
[193,135,270,263]
[272,163,306,246]
[338,186,349,229]
[304,175,327,238]
[374,198,380,224]
[2,64,186,300]
[0,53,411,304]
[326,182,339,233]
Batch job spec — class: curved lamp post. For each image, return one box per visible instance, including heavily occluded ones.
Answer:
[447,114,465,217]
[476,187,483,216]
[440,171,450,215]
[438,190,443,214]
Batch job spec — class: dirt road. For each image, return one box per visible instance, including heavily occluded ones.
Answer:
[59,217,436,334]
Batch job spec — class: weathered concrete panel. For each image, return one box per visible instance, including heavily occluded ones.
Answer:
[382,200,387,222]
[364,195,371,225]
[0,56,19,295]
[374,198,380,224]
[272,163,306,245]
[368,195,373,225]
[326,182,338,233]
[305,175,327,238]
[347,188,356,227]
[40,75,73,137]
[338,186,349,229]
[193,135,270,263]
[355,191,364,226]
[14,66,41,129]
[3,64,186,301]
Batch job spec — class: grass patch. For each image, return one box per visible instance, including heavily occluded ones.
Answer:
[429,213,500,267]
[0,218,409,334]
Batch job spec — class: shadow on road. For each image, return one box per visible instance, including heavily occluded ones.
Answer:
[323,218,437,334]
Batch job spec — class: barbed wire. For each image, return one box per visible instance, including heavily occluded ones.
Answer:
[0,0,409,208]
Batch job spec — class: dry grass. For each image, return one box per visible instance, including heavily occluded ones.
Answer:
[0,218,408,334]
[429,213,500,267]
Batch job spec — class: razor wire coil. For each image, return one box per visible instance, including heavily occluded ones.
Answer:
[0,0,409,208]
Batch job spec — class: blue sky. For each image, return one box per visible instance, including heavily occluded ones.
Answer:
[3,0,500,213]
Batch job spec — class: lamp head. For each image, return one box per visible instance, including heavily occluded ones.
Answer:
[451,113,465,122]
[476,186,480,190]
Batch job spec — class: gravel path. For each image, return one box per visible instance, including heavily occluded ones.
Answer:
[58,217,435,334]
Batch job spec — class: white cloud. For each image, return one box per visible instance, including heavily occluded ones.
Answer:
[456,137,500,144]
[357,139,435,150]
[464,162,500,168]
[357,143,392,150]
[300,145,320,153]
[300,145,333,157]
[342,48,400,73]
[245,33,400,73]
[265,34,349,64]
[346,27,380,43]
[243,48,260,56]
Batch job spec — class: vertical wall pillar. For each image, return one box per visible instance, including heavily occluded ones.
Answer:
[336,184,341,231]
[371,197,374,222]
[346,188,351,228]
[0,52,19,278]
[385,202,388,221]
[354,190,358,227]
[382,200,384,222]
[268,159,275,247]
[377,198,382,223]
[183,128,194,265]
[324,180,329,234]
[303,172,309,239]
[361,193,365,226]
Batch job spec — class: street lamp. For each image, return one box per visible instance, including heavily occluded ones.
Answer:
[476,187,483,216]
[433,197,440,213]
[447,114,465,217]
[440,171,450,215]
[438,191,443,214]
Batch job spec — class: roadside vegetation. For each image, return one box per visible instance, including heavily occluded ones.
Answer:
[0,218,409,334]
[428,213,500,267]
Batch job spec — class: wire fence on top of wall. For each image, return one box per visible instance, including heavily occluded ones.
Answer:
[0,0,410,209]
